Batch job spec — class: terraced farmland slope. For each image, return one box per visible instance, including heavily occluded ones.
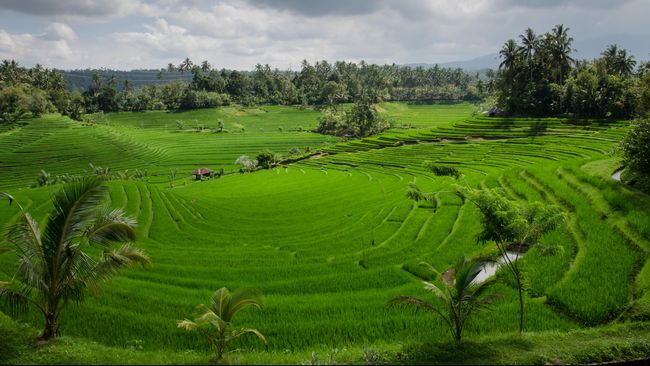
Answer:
[1,102,648,356]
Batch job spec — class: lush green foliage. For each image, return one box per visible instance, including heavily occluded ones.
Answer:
[316,100,390,137]
[620,118,650,191]
[495,25,647,118]
[178,287,266,360]
[0,58,485,123]
[0,179,150,340]
[392,256,499,343]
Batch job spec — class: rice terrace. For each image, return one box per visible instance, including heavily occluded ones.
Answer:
[1,2,650,365]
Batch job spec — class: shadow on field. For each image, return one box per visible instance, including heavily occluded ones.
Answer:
[406,100,467,105]
[402,337,534,365]
[527,121,548,136]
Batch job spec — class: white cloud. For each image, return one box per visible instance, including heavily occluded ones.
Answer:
[0,0,145,20]
[0,0,648,70]
[41,22,76,41]
[0,28,78,67]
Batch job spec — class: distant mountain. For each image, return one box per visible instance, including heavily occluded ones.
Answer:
[404,54,500,72]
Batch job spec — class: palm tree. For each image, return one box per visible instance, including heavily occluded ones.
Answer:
[602,44,619,66]
[179,58,194,74]
[499,39,520,73]
[167,63,176,73]
[391,256,499,344]
[178,287,267,360]
[0,179,150,340]
[518,28,538,80]
[615,49,636,77]
[548,24,574,85]
[201,60,211,73]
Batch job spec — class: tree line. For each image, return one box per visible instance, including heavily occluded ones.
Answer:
[495,25,650,118]
[0,58,485,124]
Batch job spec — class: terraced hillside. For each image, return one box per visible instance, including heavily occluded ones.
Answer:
[0,102,648,356]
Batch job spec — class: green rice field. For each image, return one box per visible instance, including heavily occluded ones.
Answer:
[1,101,649,359]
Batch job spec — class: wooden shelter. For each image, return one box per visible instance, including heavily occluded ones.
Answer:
[192,168,214,180]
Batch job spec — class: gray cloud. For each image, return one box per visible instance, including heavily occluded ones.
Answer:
[245,0,380,17]
[0,0,648,70]
[495,0,636,9]
[0,0,140,18]
[244,0,440,20]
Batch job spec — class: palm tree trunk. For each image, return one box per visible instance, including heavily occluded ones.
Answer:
[217,329,226,359]
[41,312,59,340]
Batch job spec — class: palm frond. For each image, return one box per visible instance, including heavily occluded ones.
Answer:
[0,281,33,316]
[388,295,435,312]
[42,178,106,259]
[6,211,44,265]
[422,281,447,301]
[231,328,267,345]
[225,289,263,321]
[211,287,231,319]
[177,319,199,331]
[84,244,150,287]
[0,191,17,208]
[85,207,136,246]
[417,261,441,278]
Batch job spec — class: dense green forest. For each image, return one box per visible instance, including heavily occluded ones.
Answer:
[0,58,483,120]
[495,25,650,118]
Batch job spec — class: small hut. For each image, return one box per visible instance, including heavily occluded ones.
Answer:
[488,107,502,117]
[192,168,214,180]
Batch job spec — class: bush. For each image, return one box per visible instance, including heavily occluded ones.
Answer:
[316,101,390,138]
[620,118,650,190]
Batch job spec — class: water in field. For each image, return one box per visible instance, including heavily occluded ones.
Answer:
[474,251,521,284]
[612,170,622,181]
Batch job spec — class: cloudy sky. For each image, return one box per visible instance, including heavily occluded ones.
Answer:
[0,0,648,70]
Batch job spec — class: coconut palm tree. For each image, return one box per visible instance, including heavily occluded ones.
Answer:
[201,60,211,73]
[615,49,636,77]
[179,58,194,74]
[178,287,267,360]
[0,178,150,341]
[499,39,520,73]
[391,256,499,344]
[518,28,538,80]
[548,24,574,85]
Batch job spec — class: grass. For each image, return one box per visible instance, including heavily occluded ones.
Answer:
[2,312,649,365]
[0,101,649,363]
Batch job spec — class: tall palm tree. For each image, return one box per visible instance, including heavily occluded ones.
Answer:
[0,178,150,340]
[201,60,211,73]
[499,39,520,73]
[391,256,499,344]
[518,28,538,80]
[549,24,574,85]
[179,58,194,74]
[602,44,619,65]
[615,49,636,77]
[178,287,267,360]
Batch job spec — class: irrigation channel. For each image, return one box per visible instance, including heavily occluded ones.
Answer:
[474,251,521,284]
